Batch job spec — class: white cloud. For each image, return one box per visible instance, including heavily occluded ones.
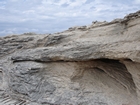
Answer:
[135,0,140,4]
[10,0,18,2]
[0,0,140,36]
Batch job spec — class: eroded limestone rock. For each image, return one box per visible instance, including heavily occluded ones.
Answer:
[0,10,140,105]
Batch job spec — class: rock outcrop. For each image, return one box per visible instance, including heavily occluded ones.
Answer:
[0,10,140,105]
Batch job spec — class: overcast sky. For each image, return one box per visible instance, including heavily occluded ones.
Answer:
[0,0,140,36]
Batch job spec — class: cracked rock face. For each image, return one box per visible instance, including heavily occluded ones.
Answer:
[0,11,140,105]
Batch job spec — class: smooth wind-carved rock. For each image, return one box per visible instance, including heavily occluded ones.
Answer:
[0,10,140,105]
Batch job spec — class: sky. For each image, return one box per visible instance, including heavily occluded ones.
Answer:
[0,0,140,36]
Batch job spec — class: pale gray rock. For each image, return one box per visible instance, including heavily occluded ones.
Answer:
[0,10,140,105]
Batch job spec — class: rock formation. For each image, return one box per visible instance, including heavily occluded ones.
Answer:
[0,10,140,105]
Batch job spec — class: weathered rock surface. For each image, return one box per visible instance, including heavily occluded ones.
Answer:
[0,10,140,105]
